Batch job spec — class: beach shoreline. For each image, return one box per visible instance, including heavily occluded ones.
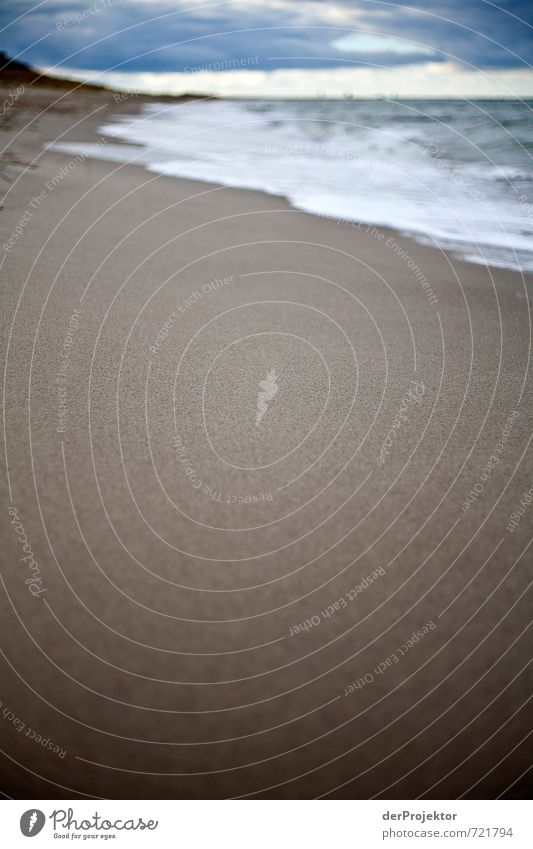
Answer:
[1,83,532,800]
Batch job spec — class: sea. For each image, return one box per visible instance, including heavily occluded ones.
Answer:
[52,98,533,272]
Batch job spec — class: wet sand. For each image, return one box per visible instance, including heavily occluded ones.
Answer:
[0,84,532,799]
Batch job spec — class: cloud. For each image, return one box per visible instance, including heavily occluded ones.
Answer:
[1,0,532,93]
[331,32,437,57]
[57,63,533,100]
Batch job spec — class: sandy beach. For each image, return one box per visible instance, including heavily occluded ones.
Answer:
[1,84,532,799]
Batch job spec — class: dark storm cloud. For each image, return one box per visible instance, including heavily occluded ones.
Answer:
[1,0,531,75]
[352,0,533,69]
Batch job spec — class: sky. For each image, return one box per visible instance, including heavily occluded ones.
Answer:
[2,0,533,98]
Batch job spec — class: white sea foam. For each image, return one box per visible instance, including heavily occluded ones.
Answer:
[51,98,533,272]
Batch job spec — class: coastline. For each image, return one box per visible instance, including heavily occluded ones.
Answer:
[1,83,532,799]
[2,84,531,280]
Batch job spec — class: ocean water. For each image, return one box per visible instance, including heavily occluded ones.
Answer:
[53,98,533,272]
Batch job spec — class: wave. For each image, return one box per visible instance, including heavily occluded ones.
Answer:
[51,98,533,272]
